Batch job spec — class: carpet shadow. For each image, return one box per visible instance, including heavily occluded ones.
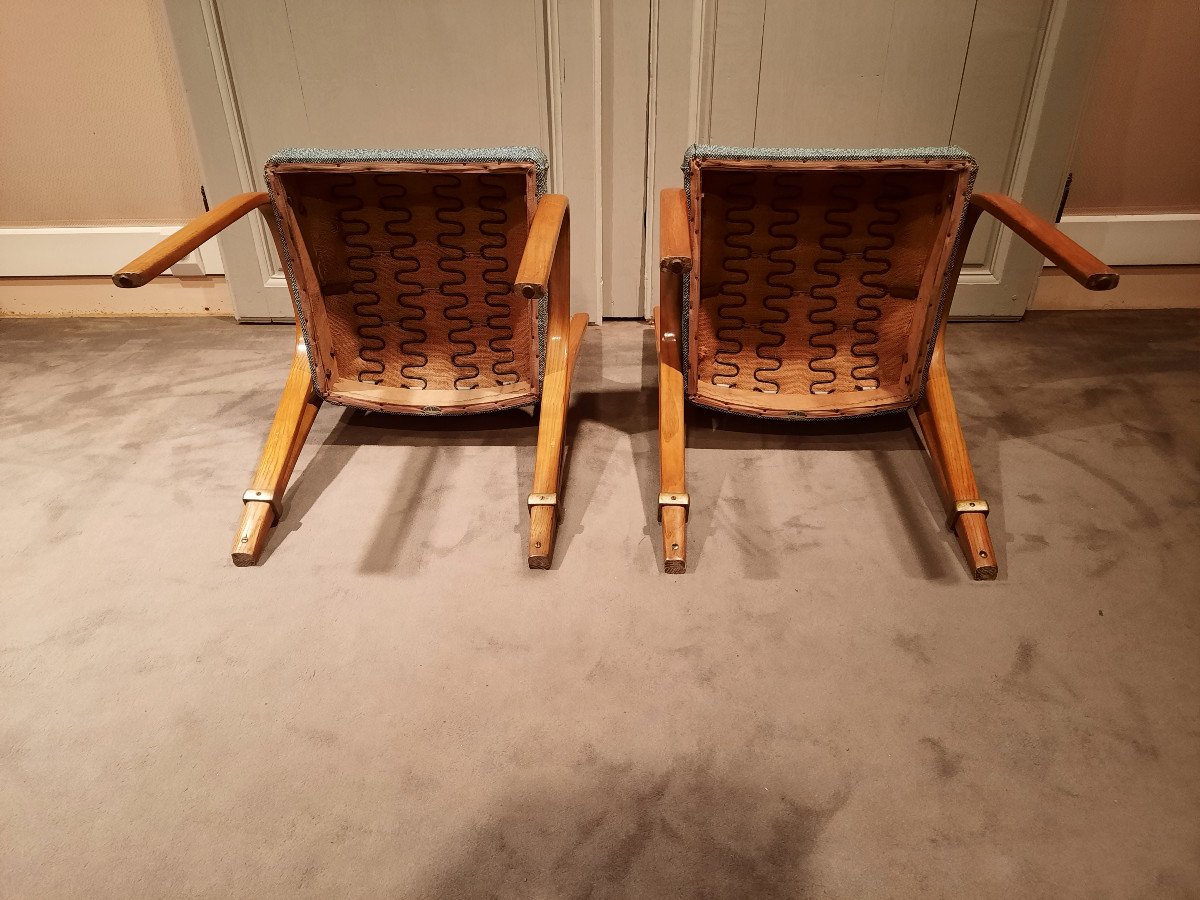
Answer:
[261,328,633,572]
[542,326,648,570]
[259,403,544,570]
[412,758,851,899]
[631,321,963,580]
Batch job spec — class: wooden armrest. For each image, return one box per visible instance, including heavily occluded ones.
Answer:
[113,191,271,288]
[659,188,692,274]
[971,192,1118,291]
[515,194,568,299]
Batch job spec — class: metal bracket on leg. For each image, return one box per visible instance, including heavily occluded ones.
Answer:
[658,491,689,522]
[947,498,988,529]
[243,489,281,519]
[528,492,558,514]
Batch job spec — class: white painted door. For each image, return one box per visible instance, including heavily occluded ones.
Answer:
[166,0,602,322]
[642,0,1111,318]
[168,0,1105,321]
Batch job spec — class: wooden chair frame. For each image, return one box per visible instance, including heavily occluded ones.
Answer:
[656,186,1118,579]
[115,187,586,569]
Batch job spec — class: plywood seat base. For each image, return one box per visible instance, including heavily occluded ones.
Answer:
[692,380,911,419]
[328,378,535,414]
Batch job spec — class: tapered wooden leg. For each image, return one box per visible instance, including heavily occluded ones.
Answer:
[232,334,322,566]
[655,189,693,574]
[655,301,687,574]
[527,312,587,568]
[913,328,997,580]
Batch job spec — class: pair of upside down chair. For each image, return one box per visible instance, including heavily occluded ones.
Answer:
[116,145,1116,578]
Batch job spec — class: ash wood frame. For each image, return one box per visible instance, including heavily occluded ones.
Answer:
[656,184,1117,578]
[114,187,586,569]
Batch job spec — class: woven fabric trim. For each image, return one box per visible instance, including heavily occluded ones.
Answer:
[265,146,550,410]
[267,145,549,192]
[679,144,978,420]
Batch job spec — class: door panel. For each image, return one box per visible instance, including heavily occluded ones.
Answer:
[646,0,1106,319]
[167,0,601,322]
[706,0,764,145]
[751,0,975,149]
[219,0,550,157]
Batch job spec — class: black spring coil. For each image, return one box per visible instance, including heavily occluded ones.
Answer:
[712,173,756,388]
[331,175,385,384]
[807,174,860,394]
[379,174,428,389]
[753,172,803,393]
[433,176,481,390]
[478,175,519,386]
[850,173,907,389]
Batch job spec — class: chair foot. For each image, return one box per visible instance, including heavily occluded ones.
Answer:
[528,505,557,569]
[662,506,687,573]
[955,512,997,580]
[232,500,275,567]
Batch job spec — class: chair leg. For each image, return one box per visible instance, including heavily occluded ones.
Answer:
[913,328,997,580]
[655,305,687,573]
[232,341,322,566]
[528,312,588,569]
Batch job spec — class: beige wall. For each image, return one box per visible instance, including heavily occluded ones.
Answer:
[0,0,203,226]
[1066,0,1200,214]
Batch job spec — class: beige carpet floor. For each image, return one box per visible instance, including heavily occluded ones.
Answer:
[2,311,1198,897]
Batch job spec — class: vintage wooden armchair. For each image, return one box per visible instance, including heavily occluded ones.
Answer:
[656,146,1118,578]
[115,148,587,568]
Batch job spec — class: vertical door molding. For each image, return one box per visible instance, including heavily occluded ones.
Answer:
[549,0,604,321]
[165,0,289,320]
[953,0,1111,317]
[540,0,565,194]
[640,0,716,319]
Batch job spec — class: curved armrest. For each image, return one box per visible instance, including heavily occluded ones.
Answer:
[515,194,568,300]
[113,191,271,288]
[970,192,1118,291]
[659,188,692,274]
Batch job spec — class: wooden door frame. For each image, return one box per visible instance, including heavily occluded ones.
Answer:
[164,0,604,323]
[644,0,1112,320]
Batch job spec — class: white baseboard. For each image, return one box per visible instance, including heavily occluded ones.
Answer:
[0,226,225,277]
[1033,266,1200,310]
[0,276,232,317]
[1049,213,1200,266]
